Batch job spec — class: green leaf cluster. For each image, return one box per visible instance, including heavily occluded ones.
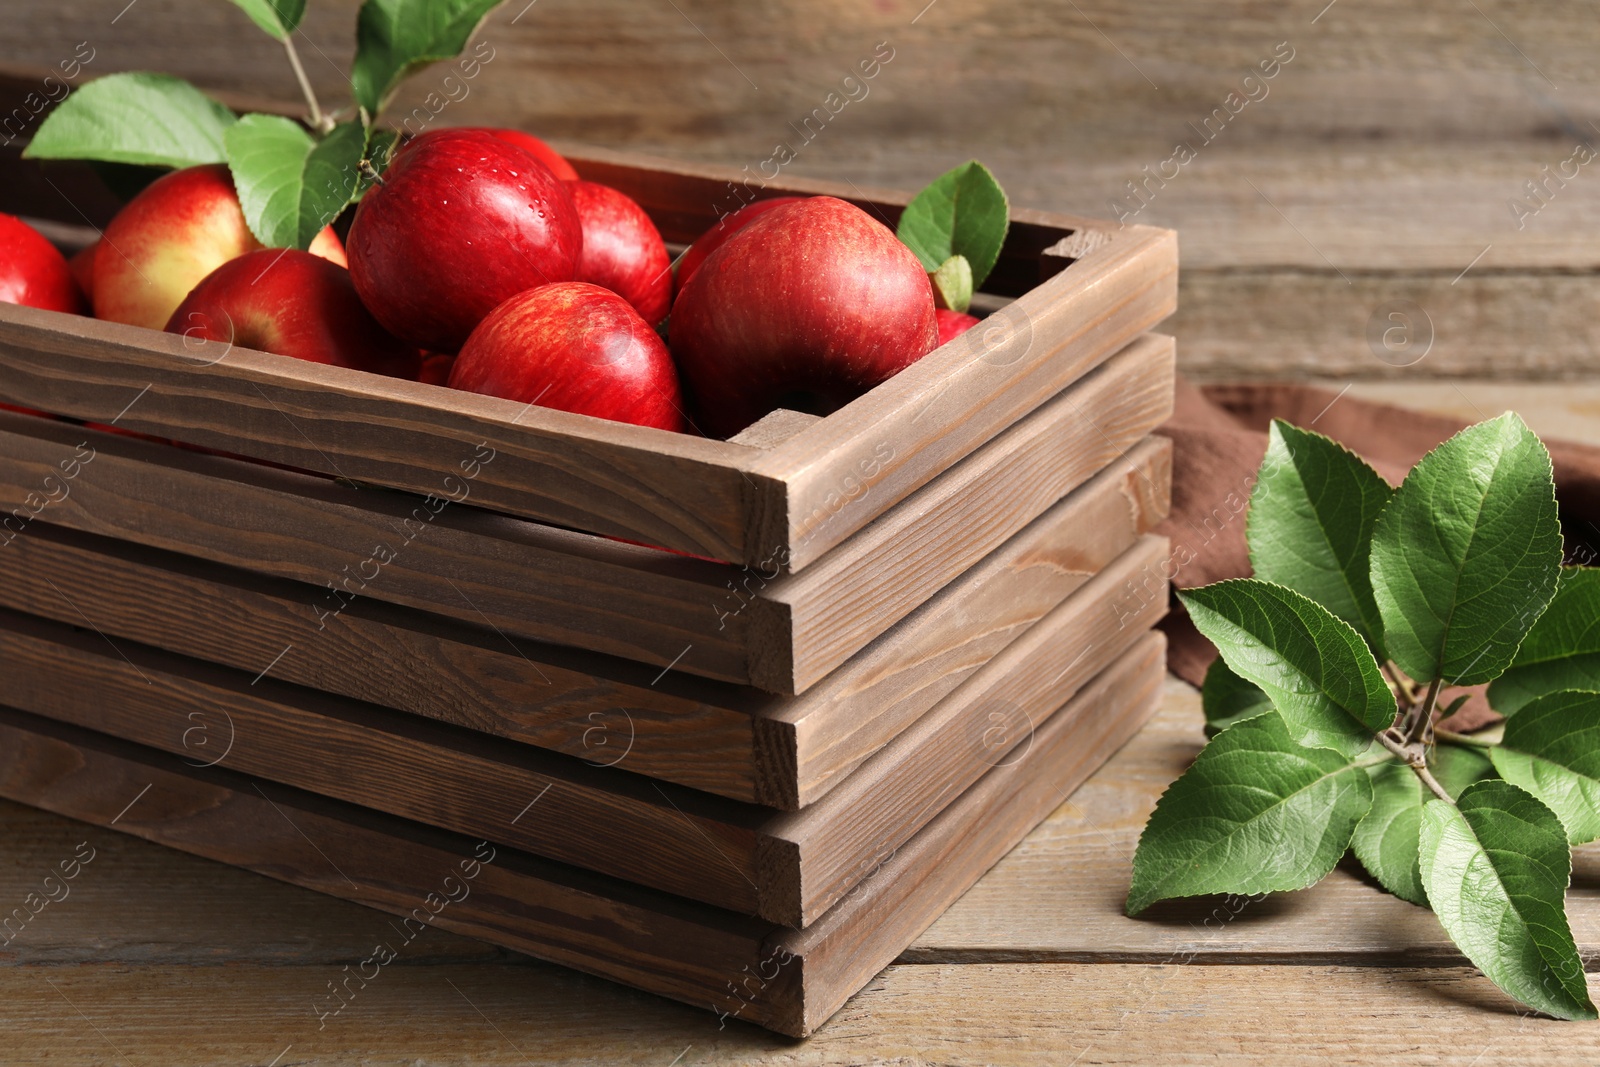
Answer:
[23,0,506,250]
[896,160,1008,313]
[1129,412,1600,1020]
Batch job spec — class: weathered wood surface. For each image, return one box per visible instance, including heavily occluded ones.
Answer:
[0,434,1168,808]
[0,635,1166,1038]
[0,330,1169,693]
[12,677,1600,1063]
[4,961,1599,1066]
[0,532,1163,925]
[5,1,1596,379]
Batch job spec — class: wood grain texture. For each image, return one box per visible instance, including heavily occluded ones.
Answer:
[0,330,1169,694]
[764,539,1168,926]
[758,333,1175,692]
[0,537,1162,925]
[0,406,762,683]
[5,960,1597,1066]
[0,434,1168,808]
[778,437,1172,807]
[0,301,767,560]
[0,635,1165,1038]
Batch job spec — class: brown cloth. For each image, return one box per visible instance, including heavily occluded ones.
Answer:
[1155,376,1600,731]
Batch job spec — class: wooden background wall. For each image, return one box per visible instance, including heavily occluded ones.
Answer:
[4,0,1598,381]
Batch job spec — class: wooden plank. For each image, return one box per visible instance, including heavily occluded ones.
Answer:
[758,332,1175,691]
[0,542,1163,923]
[0,146,1174,571]
[0,407,762,684]
[0,634,1165,1038]
[764,539,1168,926]
[0,332,1169,692]
[5,960,1596,1065]
[0,437,1168,807]
[779,439,1171,807]
[1173,270,1600,383]
[0,301,767,561]
[756,231,1177,570]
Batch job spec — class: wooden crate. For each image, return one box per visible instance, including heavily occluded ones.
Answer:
[0,147,1177,1014]
[0,631,1166,1038]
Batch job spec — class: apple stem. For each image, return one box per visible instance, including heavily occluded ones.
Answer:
[281,34,334,134]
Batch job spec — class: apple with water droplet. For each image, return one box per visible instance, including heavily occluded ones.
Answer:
[347,128,582,353]
[450,281,686,432]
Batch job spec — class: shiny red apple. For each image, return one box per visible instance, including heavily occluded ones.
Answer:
[0,213,85,314]
[484,128,580,181]
[567,180,671,327]
[935,308,980,345]
[93,164,343,331]
[670,196,938,438]
[449,282,687,432]
[165,249,420,378]
[347,128,582,353]
[674,195,804,296]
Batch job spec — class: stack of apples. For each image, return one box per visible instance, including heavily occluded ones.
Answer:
[1,127,948,440]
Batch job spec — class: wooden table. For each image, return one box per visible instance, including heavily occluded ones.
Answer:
[4,376,1600,1065]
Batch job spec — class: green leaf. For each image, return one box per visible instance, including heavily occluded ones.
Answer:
[930,254,973,314]
[896,160,1009,289]
[1419,779,1596,1020]
[1126,712,1372,915]
[225,117,367,249]
[23,72,236,169]
[1200,656,1272,737]
[1351,745,1495,906]
[225,0,306,39]
[1491,568,1600,716]
[351,0,507,116]
[1180,579,1395,757]
[1491,690,1600,844]
[1248,420,1393,653]
[1370,412,1562,687]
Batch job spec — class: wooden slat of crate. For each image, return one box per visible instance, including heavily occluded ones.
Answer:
[0,435,1169,808]
[0,632,1165,1038]
[0,151,1176,570]
[0,333,1171,692]
[757,335,1173,690]
[0,536,1165,924]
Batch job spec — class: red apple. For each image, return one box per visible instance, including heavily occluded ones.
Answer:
[165,249,420,379]
[483,128,580,181]
[935,308,980,346]
[0,213,86,314]
[674,195,804,295]
[94,164,344,331]
[670,196,938,438]
[347,128,583,353]
[449,282,686,432]
[567,180,671,326]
